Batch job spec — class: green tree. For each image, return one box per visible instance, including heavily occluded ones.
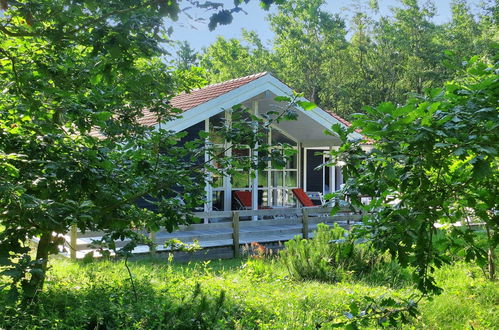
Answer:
[326,6,399,118]
[269,0,347,105]
[197,0,497,120]
[330,55,498,294]
[175,41,199,71]
[0,0,285,300]
[200,31,272,83]
[387,0,446,96]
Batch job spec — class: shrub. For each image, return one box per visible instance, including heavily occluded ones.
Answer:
[0,280,230,329]
[280,223,386,282]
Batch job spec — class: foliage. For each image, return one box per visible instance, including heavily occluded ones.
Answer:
[198,0,498,118]
[269,0,348,106]
[174,41,199,71]
[330,56,498,294]
[199,31,273,83]
[0,256,496,329]
[164,239,201,252]
[0,0,287,300]
[280,223,387,282]
[328,294,421,329]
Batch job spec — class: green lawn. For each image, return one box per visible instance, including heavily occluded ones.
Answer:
[1,254,496,329]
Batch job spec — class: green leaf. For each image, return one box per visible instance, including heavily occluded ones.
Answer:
[349,301,359,316]
[274,96,291,102]
[472,158,491,179]
[198,131,209,139]
[93,111,112,121]
[434,143,449,148]
[1,163,19,177]
[107,45,121,58]
[296,100,316,111]
[90,73,103,85]
[377,102,396,113]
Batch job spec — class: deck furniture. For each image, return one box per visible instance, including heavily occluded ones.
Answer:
[292,188,321,207]
[305,191,325,206]
[233,190,271,210]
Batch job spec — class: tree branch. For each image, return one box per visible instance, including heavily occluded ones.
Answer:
[0,0,164,38]
[0,24,37,37]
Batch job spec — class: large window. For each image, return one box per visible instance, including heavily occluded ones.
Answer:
[209,112,226,210]
[266,128,299,207]
[205,111,299,210]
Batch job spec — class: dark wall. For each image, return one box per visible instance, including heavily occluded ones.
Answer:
[137,120,205,212]
[306,149,324,192]
[179,120,204,144]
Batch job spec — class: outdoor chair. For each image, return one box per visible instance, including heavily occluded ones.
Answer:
[291,188,322,207]
[233,191,271,210]
[305,191,325,206]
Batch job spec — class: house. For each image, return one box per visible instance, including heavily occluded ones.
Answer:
[69,72,366,259]
[137,72,361,215]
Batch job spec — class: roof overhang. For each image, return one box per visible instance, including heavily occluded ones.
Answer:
[155,74,362,146]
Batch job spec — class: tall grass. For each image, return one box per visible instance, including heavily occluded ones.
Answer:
[280,223,392,282]
[0,226,496,329]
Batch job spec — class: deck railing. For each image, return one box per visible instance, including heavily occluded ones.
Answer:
[67,206,363,259]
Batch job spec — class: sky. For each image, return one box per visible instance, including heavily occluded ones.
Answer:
[170,0,484,51]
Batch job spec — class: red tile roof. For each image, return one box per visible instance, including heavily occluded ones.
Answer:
[172,72,268,111]
[137,72,269,126]
[92,72,356,139]
[326,111,351,127]
[325,110,371,143]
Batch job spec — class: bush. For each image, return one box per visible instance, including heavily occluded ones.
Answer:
[0,281,230,329]
[280,223,387,282]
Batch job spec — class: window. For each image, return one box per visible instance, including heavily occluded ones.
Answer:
[209,112,227,209]
[205,111,300,210]
[267,127,298,207]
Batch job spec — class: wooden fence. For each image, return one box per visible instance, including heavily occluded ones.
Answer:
[67,206,363,260]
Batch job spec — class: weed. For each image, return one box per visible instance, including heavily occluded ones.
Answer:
[280,223,389,282]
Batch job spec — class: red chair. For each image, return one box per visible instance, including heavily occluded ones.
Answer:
[291,188,318,207]
[233,191,271,210]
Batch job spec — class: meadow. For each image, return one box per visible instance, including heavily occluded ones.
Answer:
[1,246,497,329]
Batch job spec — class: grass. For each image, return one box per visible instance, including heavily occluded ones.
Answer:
[1,253,497,329]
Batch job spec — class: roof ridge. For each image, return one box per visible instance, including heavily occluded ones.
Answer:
[324,110,352,127]
[187,72,268,92]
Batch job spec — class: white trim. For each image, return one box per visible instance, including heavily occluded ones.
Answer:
[251,100,259,220]
[267,129,272,206]
[303,147,307,191]
[297,142,302,189]
[203,118,211,223]
[322,153,326,195]
[223,110,232,211]
[329,146,334,195]
[154,74,359,140]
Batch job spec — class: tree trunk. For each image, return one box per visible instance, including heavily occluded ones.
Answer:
[488,247,495,280]
[28,231,52,294]
[486,225,495,280]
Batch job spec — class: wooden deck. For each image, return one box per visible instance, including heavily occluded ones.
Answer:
[62,206,363,259]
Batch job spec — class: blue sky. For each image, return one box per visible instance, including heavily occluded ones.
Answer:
[170,0,483,51]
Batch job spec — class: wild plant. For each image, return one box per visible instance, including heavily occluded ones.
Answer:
[280,223,386,282]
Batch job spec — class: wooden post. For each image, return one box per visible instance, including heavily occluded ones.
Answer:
[302,207,309,239]
[149,231,156,255]
[232,211,240,258]
[70,224,77,260]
